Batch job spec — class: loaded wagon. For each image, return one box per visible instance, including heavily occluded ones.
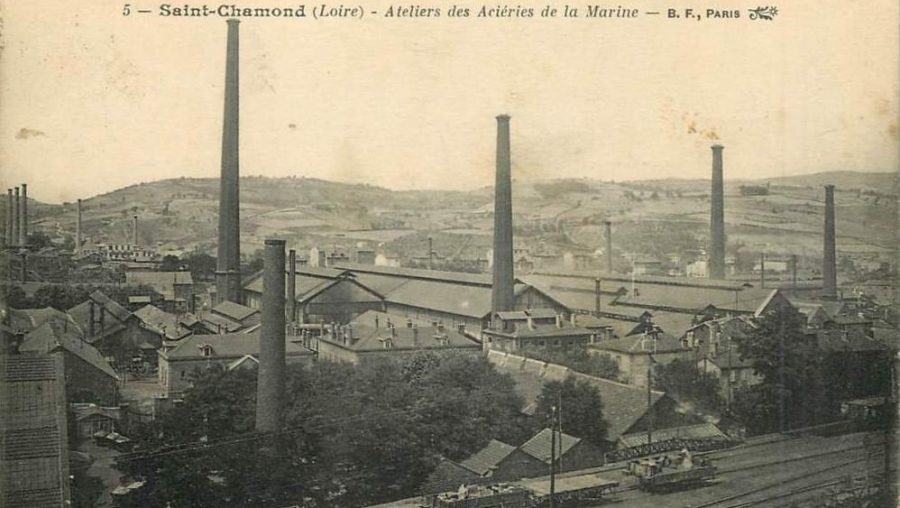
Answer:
[628,449,716,491]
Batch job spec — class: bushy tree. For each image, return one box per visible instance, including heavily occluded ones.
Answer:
[652,358,723,415]
[732,306,829,433]
[117,352,526,507]
[533,377,608,447]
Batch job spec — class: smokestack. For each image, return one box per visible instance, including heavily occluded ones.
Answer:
[132,215,138,246]
[823,185,837,298]
[19,184,27,246]
[709,145,726,279]
[288,249,297,322]
[760,253,765,289]
[6,190,12,246]
[215,19,242,304]
[75,199,82,254]
[604,221,613,273]
[427,236,434,270]
[594,278,602,316]
[12,187,19,247]
[257,238,286,435]
[491,115,515,317]
[791,254,798,290]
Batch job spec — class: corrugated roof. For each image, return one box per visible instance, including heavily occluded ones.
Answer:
[518,428,580,464]
[2,353,69,508]
[459,439,517,475]
[3,353,59,382]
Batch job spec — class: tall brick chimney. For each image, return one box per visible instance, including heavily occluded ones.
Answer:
[288,248,297,322]
[19,183,27,246]
[75,199,82,254]
[132,215,138,246]
[5,189,12,246]
[604,220,613,273]
[491,114,515,317]
[215,19,242,304]
[709,145,726,279]
[12,187,19,247]
[256,239,286,435]
[823,185,837,298]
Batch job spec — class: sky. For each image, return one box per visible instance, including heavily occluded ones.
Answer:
[1,0,898,204]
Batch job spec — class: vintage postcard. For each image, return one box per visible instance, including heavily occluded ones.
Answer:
[1,0,897,506]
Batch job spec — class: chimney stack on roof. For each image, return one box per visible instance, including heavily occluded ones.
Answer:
[256,238,286,436]
[823,185,837,298]
[491,114,515,318]
[709,145,726,279]
[215,19,242,304]
[19,183,27,246]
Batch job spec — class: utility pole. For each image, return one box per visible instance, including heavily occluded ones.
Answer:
[549,404,557,508]
[778,310,786,433]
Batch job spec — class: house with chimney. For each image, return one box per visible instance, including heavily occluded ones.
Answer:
[310,310,481,364]
[586,312,693,388]
[125,270,195,313]
[157,332,314,397]
[67,291,151,367]
[481,309,596,353]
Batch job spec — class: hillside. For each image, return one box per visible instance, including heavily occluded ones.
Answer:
[13,171,897,267]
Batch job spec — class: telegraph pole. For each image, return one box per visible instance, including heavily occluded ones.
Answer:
[549,404,557,508]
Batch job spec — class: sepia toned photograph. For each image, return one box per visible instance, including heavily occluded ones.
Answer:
[0,0,898,506]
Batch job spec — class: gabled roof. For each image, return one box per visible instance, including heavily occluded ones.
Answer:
[164,332,313,360]
[9,307,77,334]
[487,350,665,440]
[518,428,581,464]
[211,300,259,322]
[67,301,127,341]
[87,291,132,322]
[133,304,192,341]
[19,321,118,380]
[458,439,517,475]
[589,330,688,355]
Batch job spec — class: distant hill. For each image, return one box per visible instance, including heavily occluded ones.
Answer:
[10,171,896,263]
